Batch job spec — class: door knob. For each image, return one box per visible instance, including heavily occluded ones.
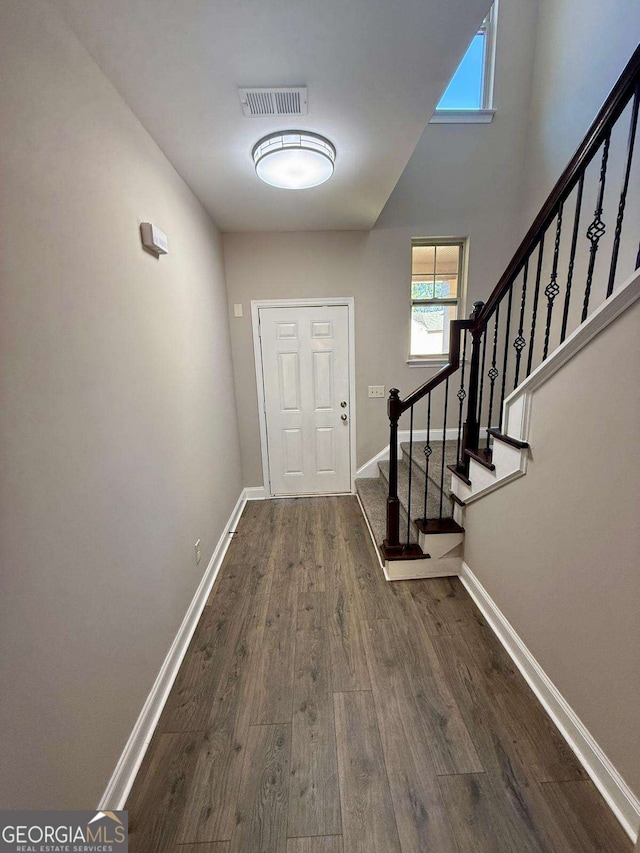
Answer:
[341,414,348,421]
[340,401,347,408]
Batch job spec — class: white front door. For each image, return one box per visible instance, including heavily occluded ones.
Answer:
[259,304,352,495]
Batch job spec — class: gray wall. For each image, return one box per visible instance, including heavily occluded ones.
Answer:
[223,0,539,486]
[521,0,640,228]
[459,0,640,807]
[0,2,242,808]
[463,297,640,800]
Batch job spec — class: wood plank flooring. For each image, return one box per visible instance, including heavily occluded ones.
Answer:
[126,496,632,853]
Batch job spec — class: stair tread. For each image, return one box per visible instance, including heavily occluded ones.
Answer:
[400,439,459,486]
[415,517,465,535]
[378,459,453,522]
[465,446,495,471]
[355,476,419,549]
[487,428,530,450]
[356,440,457,556]
[354,477,389,548]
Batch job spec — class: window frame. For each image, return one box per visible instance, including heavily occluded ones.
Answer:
[408,237,468,367]
[430,1,498,124]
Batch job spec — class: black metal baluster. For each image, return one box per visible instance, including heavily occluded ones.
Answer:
[498,285,514,431]
[485,306,500,451]
[422,393,432,522]
[456,330,468,466]
[439,377,449,519]
[513,259,529,388]
[543,204,564,361]
[476,330,488,443]
[386,390,402,547]
[560,173,585,343]
[462,303,485,474]
[607,82,640,297]
[406,405,414,547]
[526,235,546,377]
[582,132,611,322]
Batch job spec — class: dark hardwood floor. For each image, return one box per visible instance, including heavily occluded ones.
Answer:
[126,496,632,852]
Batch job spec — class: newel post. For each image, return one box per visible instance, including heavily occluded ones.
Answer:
[385,388,402,547]
[461,301,485,473]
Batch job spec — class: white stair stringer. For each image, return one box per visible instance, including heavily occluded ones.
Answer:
[451,437,529,506]
[383,553,461,582]
[417,529,464,559]
[451,266,640,509]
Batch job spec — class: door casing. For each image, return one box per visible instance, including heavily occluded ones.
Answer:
[251,297,356,497]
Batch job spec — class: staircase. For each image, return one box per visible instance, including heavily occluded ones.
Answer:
[356,440,457,548]
[358,44,640,580]
[356,438,465,580]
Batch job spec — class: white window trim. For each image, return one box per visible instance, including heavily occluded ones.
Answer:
[430,0,499,124]
[407,356,472,368]
[430,109,495,125]
[407,356,449,368]
[408,237,468,364]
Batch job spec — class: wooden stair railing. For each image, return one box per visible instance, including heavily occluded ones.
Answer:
[384,43,640,557]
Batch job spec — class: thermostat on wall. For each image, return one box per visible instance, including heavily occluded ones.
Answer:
[140,222,169,255]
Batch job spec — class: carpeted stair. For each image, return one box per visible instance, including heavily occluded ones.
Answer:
[355,439,458,550]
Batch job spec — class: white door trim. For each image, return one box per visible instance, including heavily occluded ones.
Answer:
[251,297,357,497]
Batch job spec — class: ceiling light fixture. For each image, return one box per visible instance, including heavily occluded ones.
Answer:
[252,131,336,190]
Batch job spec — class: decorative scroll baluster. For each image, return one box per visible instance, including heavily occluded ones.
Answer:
[560,173,585,343]
[582,132,611,321]
[607,82,640,297]
[439,377,449,519]
[421,393,432,522]
[543,204,564,361]
[406,406,414,546]
[456,330,468,466]
[498,286,514,431]
[485,306,500,450]
[476,328,488,443]
[526,235,546,377]
[513,259,529,388]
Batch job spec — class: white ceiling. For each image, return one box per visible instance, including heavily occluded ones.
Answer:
[53,0,490,232]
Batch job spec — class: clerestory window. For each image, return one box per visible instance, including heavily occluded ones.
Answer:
[431,3,497,123]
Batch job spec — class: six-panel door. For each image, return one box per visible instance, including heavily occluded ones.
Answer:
[259,305,351,495]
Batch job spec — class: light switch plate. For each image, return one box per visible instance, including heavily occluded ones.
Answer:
[368,385,385,398]
[233,303,243,318]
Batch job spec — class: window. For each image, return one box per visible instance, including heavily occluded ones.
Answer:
[432,3,497,122]
[409,239,465,361]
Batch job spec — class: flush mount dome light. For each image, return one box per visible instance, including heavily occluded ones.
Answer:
[252,130,336,189]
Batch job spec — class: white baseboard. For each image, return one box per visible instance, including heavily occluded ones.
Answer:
[356,444,394,479]
[243,486,266,501]
[356,428,459,478]
[97,490,248,811]
[460,560,640,843]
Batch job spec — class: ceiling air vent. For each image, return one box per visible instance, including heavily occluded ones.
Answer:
[238,87,308,118]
